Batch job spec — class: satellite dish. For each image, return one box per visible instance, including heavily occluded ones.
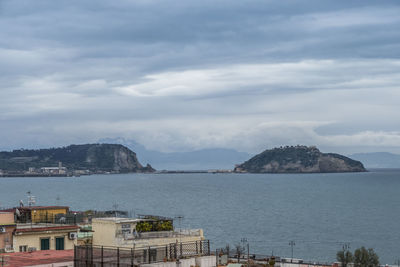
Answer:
[19,200,24,207]
[16,208,21,217]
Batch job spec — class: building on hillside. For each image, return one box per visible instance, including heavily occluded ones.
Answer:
[40,161,67,175]
[13,224,79,252]
[0,212,16,253]
[92,216,204,248]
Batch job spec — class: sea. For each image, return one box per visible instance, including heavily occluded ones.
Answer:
[1,169,399,264]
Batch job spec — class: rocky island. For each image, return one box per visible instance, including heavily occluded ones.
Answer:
[0,144,155,176]
[234,145,366,173]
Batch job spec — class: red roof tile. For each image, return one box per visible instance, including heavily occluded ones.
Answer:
[1,249,74,267]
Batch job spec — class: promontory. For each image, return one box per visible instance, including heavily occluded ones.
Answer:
[0,144,155,175]
[234,146,366,173]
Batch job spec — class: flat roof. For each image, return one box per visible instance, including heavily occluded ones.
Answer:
[21,205,69,210]
[1,206,69,212]
[1,249,73,267]
[15,224,79,233]
[92,217,145,223]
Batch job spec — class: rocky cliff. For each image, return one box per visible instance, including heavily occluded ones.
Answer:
[234,146,366,173]
[0,144,155,173]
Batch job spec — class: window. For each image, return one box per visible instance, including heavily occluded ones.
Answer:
[19,245,27,252]
[55,237,65,250]
[40,238,50,250]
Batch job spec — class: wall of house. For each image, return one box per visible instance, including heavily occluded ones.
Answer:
[0,225,15,251]
[31,208,68,223]
[92,219,119,246]
[13,231,76,251]
[0,212,14,224]
[0,212,16,251]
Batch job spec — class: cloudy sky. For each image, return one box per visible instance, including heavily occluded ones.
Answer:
[1,0,400,154]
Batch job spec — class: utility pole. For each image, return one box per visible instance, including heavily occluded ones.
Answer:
[241,238,249,267]
[289,241,295,261]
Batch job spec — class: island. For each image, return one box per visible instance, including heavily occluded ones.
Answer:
[234,145,366,173]
[0,144,155,177]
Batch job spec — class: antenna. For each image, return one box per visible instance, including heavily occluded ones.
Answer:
[174,215,184,243]
[56,195,60,206]
[112,203,119,218]
[27,191,36,207]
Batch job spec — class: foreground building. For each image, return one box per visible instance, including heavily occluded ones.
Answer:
[92,216,204,248]
[13,224,79,252]
[0,212,16,253]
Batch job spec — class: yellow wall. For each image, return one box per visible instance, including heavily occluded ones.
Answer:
[13,231,77,251]
[31,208,68,223]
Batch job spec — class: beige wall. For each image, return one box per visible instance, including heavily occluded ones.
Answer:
[0,212,14,224]
[13,231,77,252]
[92,219,119,246]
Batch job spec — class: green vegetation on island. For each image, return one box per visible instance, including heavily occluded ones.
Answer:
[0,144,155,175]
[234,145,366,173]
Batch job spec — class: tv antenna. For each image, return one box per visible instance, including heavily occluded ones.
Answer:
[112,203,119,218]
[27,191,36,207]
[174,215,184,243]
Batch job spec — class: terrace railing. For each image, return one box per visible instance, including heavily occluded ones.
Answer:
[74,240,210,267]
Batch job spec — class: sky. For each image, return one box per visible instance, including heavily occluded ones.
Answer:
[1,0,400,154]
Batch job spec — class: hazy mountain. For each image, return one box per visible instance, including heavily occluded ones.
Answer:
[349,152,400,168]
[99,138,251,170]
[235,145,366,173]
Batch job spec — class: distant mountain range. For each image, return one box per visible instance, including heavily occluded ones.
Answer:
[349,152,400,169]
[99,138,251,170]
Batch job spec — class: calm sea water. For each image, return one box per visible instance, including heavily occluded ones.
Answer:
[1,170,399,264]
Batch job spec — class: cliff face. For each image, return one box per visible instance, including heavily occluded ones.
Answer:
[234,146,366,173]
[0,144,155,173]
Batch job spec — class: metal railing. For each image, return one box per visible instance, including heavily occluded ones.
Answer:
[74,240,210,267]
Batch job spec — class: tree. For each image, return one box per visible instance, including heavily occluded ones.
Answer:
[337,249,353,267]
[353,247,379,267]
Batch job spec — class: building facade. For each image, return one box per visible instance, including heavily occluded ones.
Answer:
[13,224,79,252]
[0,212,16,253]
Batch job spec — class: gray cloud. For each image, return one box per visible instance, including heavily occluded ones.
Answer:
[1,0,400,154]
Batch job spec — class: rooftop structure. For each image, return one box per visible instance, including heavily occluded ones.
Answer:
[1,205,70,224]
[92,216,204,248]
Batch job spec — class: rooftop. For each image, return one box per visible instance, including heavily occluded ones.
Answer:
[0,205,69,212]
[92,217,144,223]
[1,249,73,267]
[15,223,79,233]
